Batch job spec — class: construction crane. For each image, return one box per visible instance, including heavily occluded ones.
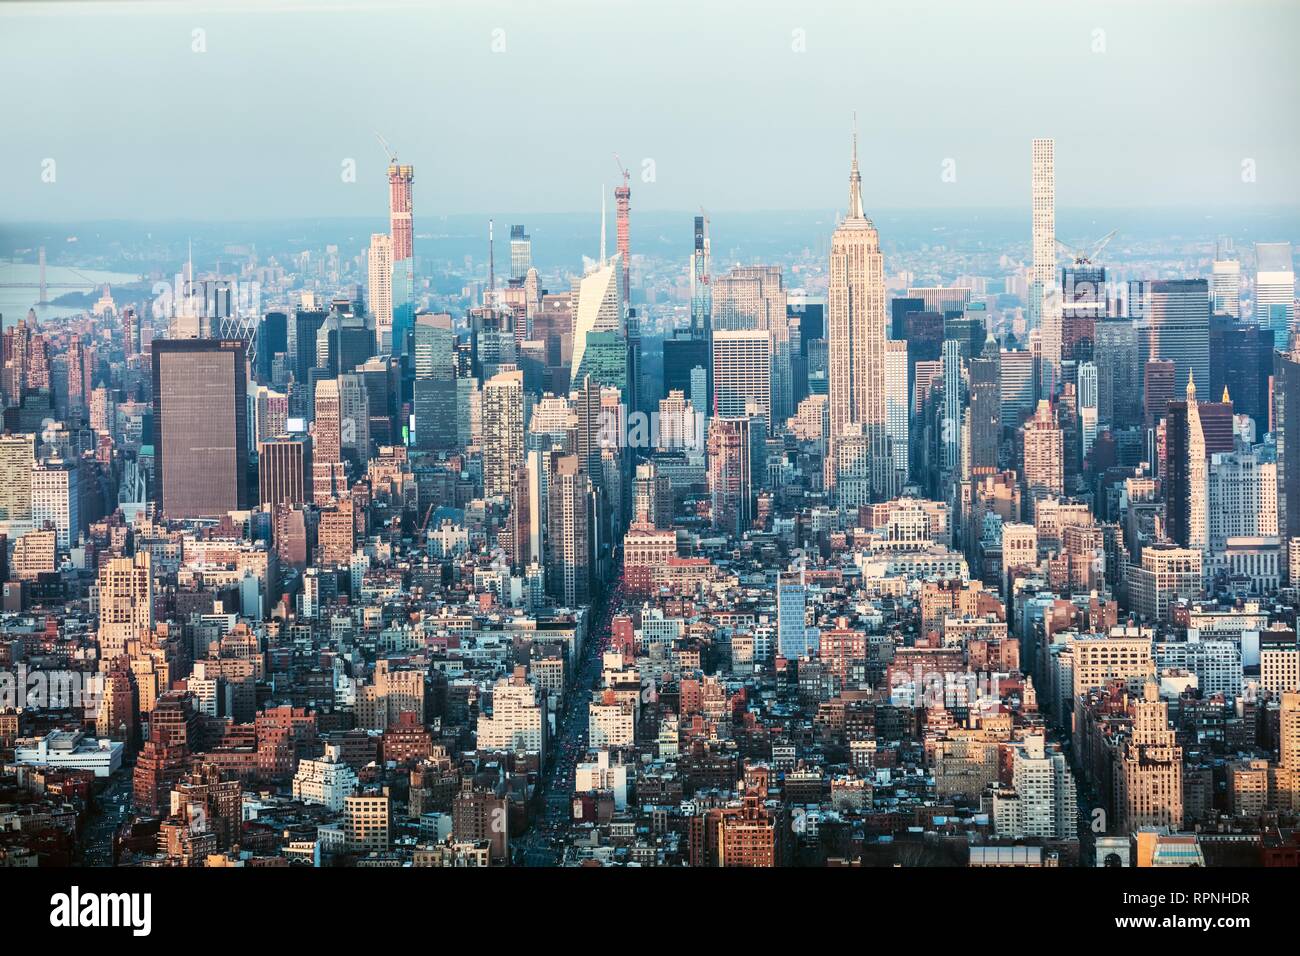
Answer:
[374,131,398,164]
[613,152,629,187]
[416,503,435,536]
[1057,229,1118,267]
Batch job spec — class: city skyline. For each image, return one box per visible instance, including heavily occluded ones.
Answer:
[2,0,1299,931]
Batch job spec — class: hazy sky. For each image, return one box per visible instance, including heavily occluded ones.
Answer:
[2,0,1297,221]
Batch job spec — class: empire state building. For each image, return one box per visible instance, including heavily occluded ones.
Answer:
[827,123,895,504]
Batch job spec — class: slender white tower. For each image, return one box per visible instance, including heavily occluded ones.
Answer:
[1186,371,1208,553]
[1031,138,1059,398]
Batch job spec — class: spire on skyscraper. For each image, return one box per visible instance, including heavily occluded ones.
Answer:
[848,112,864,220]
[1186,369,1197,403]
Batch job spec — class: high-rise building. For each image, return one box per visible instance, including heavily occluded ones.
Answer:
[885,339,910,485]
[337,372,370,463]
[98,552,152,661]
[1211,257,1241,318]
[708,416,751,537]
[614,177,631,308]
[546,454,592,608]
[255,310,288,385]
[1255,242,1295,349]
[477,670,548,754]
[30,459,80,550]
[1077,360,1099,463]
[690,214,711,338]
[1214,321,1273,430]
[1030,138,1060,397]
[1143,359,1176,431]
[827,126,893,501]
[1134,279,1211,399]
[712,329,771,427]
[776,570,811,660]
[368,233,393,353]
[1118,683,1183,832]
[1128,546,1203,622]
[510,225,532,281]
[941,338,963,479]
[1165,375,1234,546]
[1094,318,1141,429]
[999,349,1036,426]
[0,433,35,527]
[483,369,524,499]
[1276,349,1300,554]
[258,434,312,509]
[152,339,249,519]
[313,378,342,468]
[570,259,623,389]
[967,334,1001,475]
[1184,374,1208,552]
[993,735,1077,840]
[412,312,458,450]
[713,266,790,423]
[1207,451,1278,553]
[663,334,709,412]
[294,308,327,386]
[387,163,414,263]
[1022,400,1063,511]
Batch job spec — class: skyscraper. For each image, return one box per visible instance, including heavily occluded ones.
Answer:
[1030,138,1059,397]
[1255,241,1295,349]
[152,339,249,519]
[258,434,312,509]
[510,225,532,281]
[712,266,789,423]
[708,416,751,537]
[368,233,393,353]
[690,214,711,338]
[1094,318,1140,429]
[546,454,592,608]
[0,433,35,527]
[1211,256,1241,318]
[885,339,910,485]
[1275,348,1300,556]
[1077,360,1098,463]
[1185,374,1208,552]
[712,329,771,426]
[1134,279,1211,398]
[98,552,153,661]
[777,571,811,660]
[614,175,631,307]
[388,163,414,263]
[827,125,893,501]
[412,312,458,450]
[1118,684,1183,832]
[387,162,415,354]
[30,459,80,550]
[570,259,622,389]
[1022,399,1063,513]
[941,338,963,479]
[483,369,525,499]
[968,334,1001,474]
